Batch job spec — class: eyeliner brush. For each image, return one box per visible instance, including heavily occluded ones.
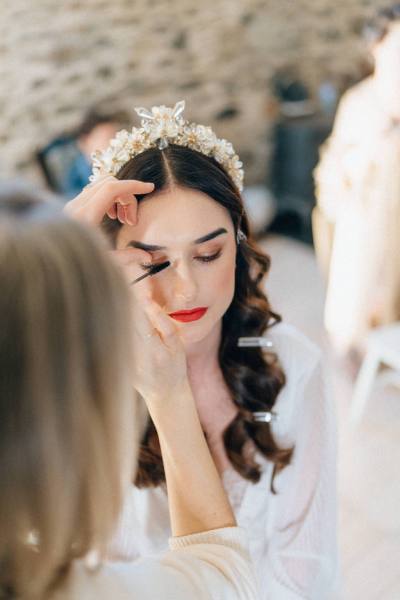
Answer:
[131,260,171,285]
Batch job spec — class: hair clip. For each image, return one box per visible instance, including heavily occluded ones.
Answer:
[252,411,278,423]
[238,337,274,348]
[236,229,247,244]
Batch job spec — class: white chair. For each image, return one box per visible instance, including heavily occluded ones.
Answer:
[350,323,400,425]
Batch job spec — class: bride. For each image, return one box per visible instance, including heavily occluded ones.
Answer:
[68,101,338,599]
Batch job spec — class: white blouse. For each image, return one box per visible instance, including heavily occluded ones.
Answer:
[110,323,339,599]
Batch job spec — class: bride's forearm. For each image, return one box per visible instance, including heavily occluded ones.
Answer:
[149,381,236,538]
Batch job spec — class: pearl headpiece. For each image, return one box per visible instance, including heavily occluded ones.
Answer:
[90,100,244,191]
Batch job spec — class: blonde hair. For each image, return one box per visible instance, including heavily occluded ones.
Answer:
[0,195,138,597]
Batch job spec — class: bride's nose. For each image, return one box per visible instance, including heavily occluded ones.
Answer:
[173,263,197,303]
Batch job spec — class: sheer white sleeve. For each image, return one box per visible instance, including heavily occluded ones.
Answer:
[262,354,339,599]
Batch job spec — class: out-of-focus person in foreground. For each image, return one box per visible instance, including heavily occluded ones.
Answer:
[0,185,257,599]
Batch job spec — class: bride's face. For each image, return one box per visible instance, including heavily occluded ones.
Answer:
[116,185,237,347]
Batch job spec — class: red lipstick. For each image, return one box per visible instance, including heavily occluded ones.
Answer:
[169,307,208,323]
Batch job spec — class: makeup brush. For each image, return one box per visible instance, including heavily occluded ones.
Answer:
[131,260,171,285]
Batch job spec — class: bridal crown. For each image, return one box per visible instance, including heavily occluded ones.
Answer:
[90,100,244,191]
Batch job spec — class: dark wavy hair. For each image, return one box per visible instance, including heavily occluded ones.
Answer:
[102,144,293,492]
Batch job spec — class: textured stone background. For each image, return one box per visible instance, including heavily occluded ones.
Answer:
[0,0,388,185]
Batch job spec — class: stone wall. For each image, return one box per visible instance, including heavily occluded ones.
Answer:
[0,0,387,185]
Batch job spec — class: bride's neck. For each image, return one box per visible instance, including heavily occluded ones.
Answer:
[186,321,222,383]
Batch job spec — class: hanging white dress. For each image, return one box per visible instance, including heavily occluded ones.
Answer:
[314,77,400,353]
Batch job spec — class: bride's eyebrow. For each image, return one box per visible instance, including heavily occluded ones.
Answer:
[195,227,228,244]
[126,227,228,251]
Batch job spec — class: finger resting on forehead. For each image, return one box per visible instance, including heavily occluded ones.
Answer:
[107,204,118,219]
[117,202,137,225]
[117,203,127,224]
[101,179,154,202]
[85,178,141,213]
[78,175,115,206]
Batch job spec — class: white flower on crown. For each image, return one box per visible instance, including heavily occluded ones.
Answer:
[193,125,218,154]
[92,147,116,174]
[111,129,131,147]
[89,100,244,190]
[139,103,185,144]
[214,138,235,162]
[179,124,200,148]
[130,128,152,154]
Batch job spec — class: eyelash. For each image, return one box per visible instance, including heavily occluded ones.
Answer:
[140,250,222,271]
[196,249,222,263]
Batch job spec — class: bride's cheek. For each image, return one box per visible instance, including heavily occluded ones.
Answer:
[210,261,236,301]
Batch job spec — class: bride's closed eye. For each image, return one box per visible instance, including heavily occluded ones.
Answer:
[195,249,222,263]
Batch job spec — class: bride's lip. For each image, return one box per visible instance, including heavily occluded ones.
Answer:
[169,307,208,322]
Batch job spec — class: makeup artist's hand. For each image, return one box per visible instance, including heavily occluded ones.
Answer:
[131,281,189,415]
[64,175,154,226]
[64,175,155,276]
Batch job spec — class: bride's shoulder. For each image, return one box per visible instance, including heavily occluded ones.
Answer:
[264,322,322,377]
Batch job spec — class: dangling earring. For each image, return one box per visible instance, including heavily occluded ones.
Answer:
[236,228,247,244]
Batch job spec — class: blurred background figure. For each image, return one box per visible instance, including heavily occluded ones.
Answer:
[268,69,335,244]
[37,108,126,199]
[314,3,400,359]
[61,108,123,197]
